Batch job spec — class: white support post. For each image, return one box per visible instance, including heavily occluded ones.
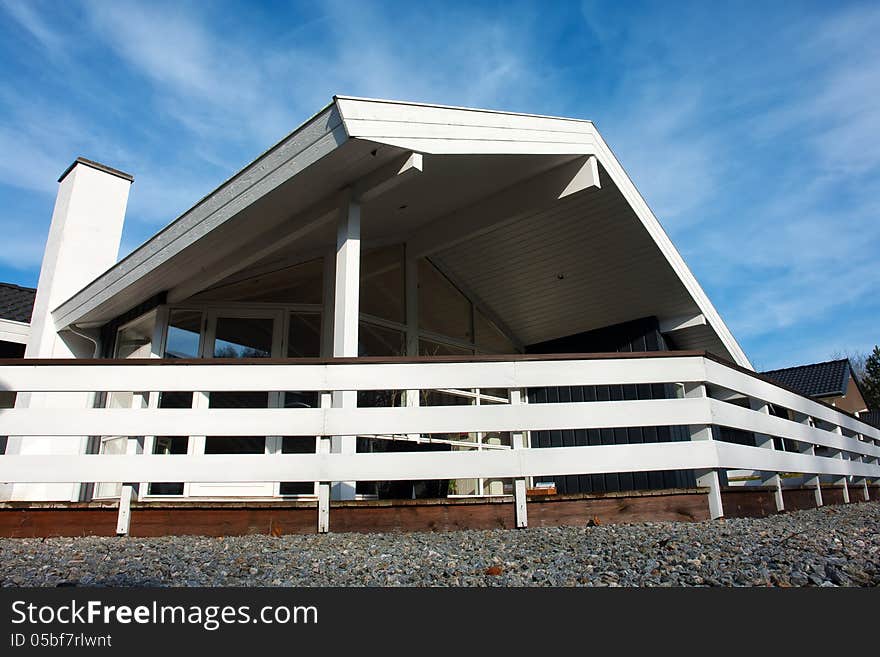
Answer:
[116,484,133,536]
[685,383,723,520]
[856,433,871,501]
[794,413,823,507]
[859,452,870,502]
[749,399,784,512]
[331,192,360,501]
[509,388,528,529]
[830,426,850,504]
[404,245,420,420]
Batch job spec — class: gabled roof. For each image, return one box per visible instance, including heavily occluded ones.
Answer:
[0,282,36,324]
[47,95,752,368]
[762,359,853,398]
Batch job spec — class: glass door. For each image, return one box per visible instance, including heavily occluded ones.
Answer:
[188,309,283,497]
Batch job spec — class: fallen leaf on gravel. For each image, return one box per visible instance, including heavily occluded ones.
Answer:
[485,566,503,576]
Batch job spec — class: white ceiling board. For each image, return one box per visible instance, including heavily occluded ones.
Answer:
[434,169,731,358]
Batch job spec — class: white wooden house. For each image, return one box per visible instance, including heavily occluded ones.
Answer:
[0,96,877,534]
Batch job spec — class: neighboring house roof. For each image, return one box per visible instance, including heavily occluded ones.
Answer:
[47,95,751,368]
[0,282,36,324]
[762,359,854,398]
[859,409,880,429]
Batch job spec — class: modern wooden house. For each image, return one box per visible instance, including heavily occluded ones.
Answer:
[0,96,878,536]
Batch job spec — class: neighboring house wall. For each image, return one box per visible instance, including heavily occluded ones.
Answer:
[819,375,868,414]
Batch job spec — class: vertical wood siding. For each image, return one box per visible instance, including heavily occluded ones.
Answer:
[525,317,696,494]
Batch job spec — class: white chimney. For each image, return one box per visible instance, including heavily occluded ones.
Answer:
[4,158,133,502]
[26,157,133,359]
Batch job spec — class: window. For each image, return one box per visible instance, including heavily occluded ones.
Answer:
[165,310,202,359]
[418,258,472,343]
[360,245,405,323]
[475,309,516,354]
[214,317,273,358]
[287,312,321,358]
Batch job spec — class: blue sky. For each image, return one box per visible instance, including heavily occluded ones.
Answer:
[0,0,877,370]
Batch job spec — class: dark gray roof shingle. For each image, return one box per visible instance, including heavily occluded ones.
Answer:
[0,282,36,323]
[761,359,851,398]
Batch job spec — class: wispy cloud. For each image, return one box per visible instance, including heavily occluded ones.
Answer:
[0,0,62,51]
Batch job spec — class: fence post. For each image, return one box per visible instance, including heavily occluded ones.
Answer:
[684,383,723,520]
[830,426,850,504]
[317,391,332,534]
[794,413,823,507]
[749,399,784,512]
[510,388,528,529]
[847,430,869,502]
[116,484,133,536]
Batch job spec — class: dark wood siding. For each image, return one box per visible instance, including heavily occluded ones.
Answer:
[525,317,696,494]
[99,292,166,358]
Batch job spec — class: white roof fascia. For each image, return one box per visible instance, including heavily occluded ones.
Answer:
[52,102,348,330]
[335,96,598,155]
[0,318,29,345]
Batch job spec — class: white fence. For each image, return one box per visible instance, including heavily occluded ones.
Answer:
[1,353,878,533]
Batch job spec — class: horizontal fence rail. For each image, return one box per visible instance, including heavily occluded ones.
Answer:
[1,352,878,533]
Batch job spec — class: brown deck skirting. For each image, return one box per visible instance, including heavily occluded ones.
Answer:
[1,486,873,538]
[722,484,875,518]
[720,488,779,518]
[0,489,704,538]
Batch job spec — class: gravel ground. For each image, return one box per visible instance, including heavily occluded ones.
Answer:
[1,502,878,587]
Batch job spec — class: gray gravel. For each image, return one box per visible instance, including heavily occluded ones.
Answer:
[2,502,878,587]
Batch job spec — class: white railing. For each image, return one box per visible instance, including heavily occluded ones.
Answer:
[1,353,878,533]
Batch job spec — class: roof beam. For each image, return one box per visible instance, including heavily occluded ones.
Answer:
[353,152,423,202]
[407,155,600,258]
[659,314,707,334]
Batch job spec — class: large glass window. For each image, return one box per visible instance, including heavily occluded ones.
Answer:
[287,312,321,358]
[475,309,516,354]
[418,258,472,343]
[214,317,273,358]
[360,245,405,323]
[165,310,202,358]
